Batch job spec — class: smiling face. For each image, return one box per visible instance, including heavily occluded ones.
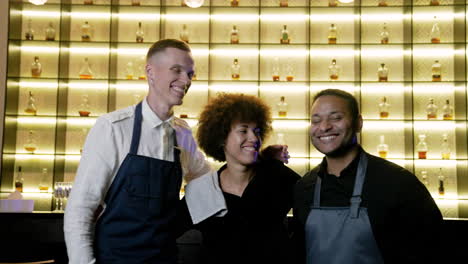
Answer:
[224,121,262,167]
[310,95,362,157]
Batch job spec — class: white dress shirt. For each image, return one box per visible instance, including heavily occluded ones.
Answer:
[64,98,226,264]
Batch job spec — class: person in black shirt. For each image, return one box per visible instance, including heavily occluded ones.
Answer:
[178,93,300,264]
[293,89,443,264]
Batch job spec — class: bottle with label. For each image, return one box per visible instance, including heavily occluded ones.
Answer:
[431,16,440,44]
[420,170,429,188]
[272,57,280,81]
[138,56,147,80]
[437,168,445,196]
[24,130,37,153]
[285,59,294,82]
[126,61,134,80]
[84,0,93,4]
[15,166,24,192]
[78,94,91,117]
[277,96,288,117]
[378,0,388,6]
[328,0,338,7]
[380,23,389,44]
[431,60,441,82]
[377,135,389,159]
[136,22,144,43]
[442,99,454,120]
[25,91,37,115]
[430,0,440,6]
[31,56,42,78]
[441,134,450,160]
[230,25,239,44]
[231,0,239,7]
[328,59,340,81]
[280,25,290,44]
[231,58,240,80]
[379,96,390,119]
[81,21,92,42]
[377,63,388,82]
[280,0,288,7]
[45,22,56,41]
[426,98,438,119]
[79,57,94,79]
[25,19,34,40]
[328,24,337,44]
[416,134,428,159]
[179,105,189,118]
[180,24,189,43]
[131,0,141,5]
[39,168,49,192]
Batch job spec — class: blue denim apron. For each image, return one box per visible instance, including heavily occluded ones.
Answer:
[305,153,384,264]
[94,102,182,264]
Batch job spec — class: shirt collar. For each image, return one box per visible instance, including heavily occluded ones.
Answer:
[317,146,362,179]
[141,97,175,129]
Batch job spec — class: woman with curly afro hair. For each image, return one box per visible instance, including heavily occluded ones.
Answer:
[178,93,300,264]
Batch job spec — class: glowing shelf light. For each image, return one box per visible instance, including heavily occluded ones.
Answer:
[113,13,161,21]
[310,14,358,22]
[260,85,308,93]
[361,14,407,22]
[413,84,455,93]
[21,46,60,54]
[210,84,258,94]
[363,120,406,130]
[310,84,357,95]
[272,120,309,130]
[260,49,309,57]
[211,14,258,22]
[69,12,111,19]
[413,48,464,57]
[260,14,309,22]
[414,159,457,167]
[14,154,55,161]
[66,47,110,55]
[65,117,97,126]
[21,10,61,18]
[209,49,259,56]
[65,155,82,162]
[112,82,148,91]
[309,49,358,57]
[19,81,58,89]
[413,12,463,21]
[15,117,57,125]
[111,48,148,56]
[361,48,409,57]
[361,84,406,94]
[163,14,209,21]
[413,121,459,130]
[67,82,108,90]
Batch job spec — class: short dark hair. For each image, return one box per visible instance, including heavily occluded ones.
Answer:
[197,93,272,162]
[146,39,191,61]
[312,89,360,124]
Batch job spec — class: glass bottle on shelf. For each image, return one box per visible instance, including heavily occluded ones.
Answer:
[181,0,187,6]
[430,16,440,44]
[441,134,450,160]
[24,91,37,115]
[377,63,388,82]
[24,130,37,153]
[416,134,428,159]
[328,59,340,81]
[420,170,429,188]
[276,132,286,145]
[280,0,288,7]
[231,0,239,7]
[78,94,91,117]
[179,105,189,119]
[285,60,294,82]
[378,0,388,7]
[84,0,93,4]
[136,22,144,43]
[131,0,141,5]
[272,57,280,81]
[45,22,56,41]
[231,58,240,80]
[126,61,134,80]
[328,0,338,7]
[15,166,24,192]
[437,168,445,196]
[426,98,438,119]
[230,25,239,44]
[81,21,92,42]
[430,0,439,6]
[380,23,389,44]
[280,25,290,44]
[377,135,388,159]
[277,96,288,118]
[442,99,454,120]
[431,60,441,82]
[378,96,390,119]
[79,58,94,79]
[25,19,34,40]
[31,56,42,78]
[138,56,147,80]
[180,24,189,43]
[39,168,49,192]
[328,24,337,44]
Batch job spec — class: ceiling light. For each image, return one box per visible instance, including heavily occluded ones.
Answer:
[184,0,204,8]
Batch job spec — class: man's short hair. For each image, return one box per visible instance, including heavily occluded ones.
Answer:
[312,89,360,125]
[146,39,191,61]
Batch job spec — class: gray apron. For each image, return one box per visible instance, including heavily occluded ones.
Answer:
[305,152,384,264]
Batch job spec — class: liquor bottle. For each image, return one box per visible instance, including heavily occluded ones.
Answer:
[131,0,141,5]
[280,0,288,7]
[378,0,388,6]
[430,0,439,6]
[81,21,92,42]
[431,60,441,81]
[430,16,440,44]
[328,0,338,7]
[179,105,188,118]
[285,59,294,82]
[420,170,429,187]
[181,0,187,6]
[136,22,144,43]
[377,135,389,159]
[328,24,337,44]
[126,61,134,80]
[276,132,286,145]
[378,96,390,119]
[280,25,290,44]
[84,0,93,4]
[180,24,189,43]
[272,57,280,81]
[328,59,340,81]
[45,22,56,41]
[138,56,147,80]
[24,91,37,115]
[442,99,454,120]
[24,130,37,153]
[230,25,239,44]
[231,0,239,7]
[377,63,388,82]
[15,166,24,192]
[426,98,438,119]
[437,168,445,196]
[31,56,42,78]
[380,23,389,44]
[39,168,49,192]
[231,58,240,80]
[416,134,428,159]
[25,19,34,40]
[441,134,450,160]
[79,58,94,79]
[277,96,288,117]
[78,94,91,117]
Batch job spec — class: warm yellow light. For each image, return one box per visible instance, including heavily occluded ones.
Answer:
[272,120,309,130]
[65,117,97,126]
[413,121,458,130]
[363,120,406,130]
[70,12,111,19]
[14,154,55,161]
[310,49,357,57]
[113,13,161,20]
[361,14,406,22]
[112,82,148,91]
[210,49,259,56]
[210,84,258,94]
[111,48,148,55]
[361,48,409,57]
[163,14,209,21]
[67,81,108,90]
[361,84,406,94]
[413,48,464,57]
[413,12,463,21]
[19,81,58,89]
[260,85,308,93]
[15,117,57,125]
[260,14,309,22]
[413,84,455,93]
[67,47,110,54]
[260,49,309,57]
[28,0,48,5]
[211,14,258,22]
[184,0,205,8]
[21,46,60,54]
[310,14,358,22]
[22,10,60,18]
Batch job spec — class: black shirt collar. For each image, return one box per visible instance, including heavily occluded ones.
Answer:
[317,146,362,179]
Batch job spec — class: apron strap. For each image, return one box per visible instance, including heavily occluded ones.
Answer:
[313,176,322,207]
[350,152,368,219]
[129,102,143,155]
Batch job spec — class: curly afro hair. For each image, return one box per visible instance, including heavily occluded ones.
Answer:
[197,93,272,162]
